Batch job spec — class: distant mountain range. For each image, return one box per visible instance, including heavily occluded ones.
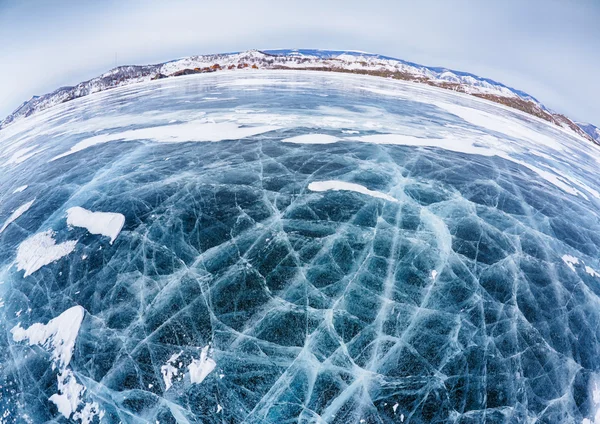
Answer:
[1,49,597,143]
[576,122,600,143]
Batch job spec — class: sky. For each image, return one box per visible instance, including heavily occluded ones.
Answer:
[1,0,599,124]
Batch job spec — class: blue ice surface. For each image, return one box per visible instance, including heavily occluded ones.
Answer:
[0,71,599,423]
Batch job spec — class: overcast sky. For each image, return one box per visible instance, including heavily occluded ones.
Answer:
[1,0,599,124]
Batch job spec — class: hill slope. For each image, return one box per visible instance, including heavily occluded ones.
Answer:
[577,122,600,143]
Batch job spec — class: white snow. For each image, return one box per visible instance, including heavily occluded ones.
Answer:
[431,270,438,280]
[10,306,102,422]
[3,145,41,166]
[509,158,584,198]
[432,101,564,151]
[50,121,279,161]
[49,370,85,419]
[0,199,35,234]
[282,134,340,144]
[188,345,216,384]
[161,351,182,391]
[73,402,103,424]
[66,206,125,244]
[217,78,310,87]
[308,180,397,203]
[11,305,84,369]
[347,133,496,157]
[585,266,600,278]
[12,185,28,194]
[561,255,579,272]
[583,378,600,424]
[15,230,77,277]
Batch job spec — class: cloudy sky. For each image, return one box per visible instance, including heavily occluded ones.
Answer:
[1,0,599,124]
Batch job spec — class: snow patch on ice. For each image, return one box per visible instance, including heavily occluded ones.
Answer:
[432,101,563,151]
[188,345,216,384]
[0,199,35,234]
[66,207,125,244]
[50,121,279,161]
[585,266,600,278]
[510,159,584,198]
[348,133,495,157]
[308,180,398,203]
[3,145,41,166]
[561,255,579,272]
[49,370,85,419]
[218,78,310,87]
[12,185,28,194]
[11,305,84,369]
[583,377,600,424]
[73,401,103,424]
[16,230,77,277]
[161,351,183,391]
[282,134,340,144]
[11,306,100,422]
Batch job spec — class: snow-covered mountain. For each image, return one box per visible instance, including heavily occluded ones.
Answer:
[1,49,595,142]
[577,122,600,143]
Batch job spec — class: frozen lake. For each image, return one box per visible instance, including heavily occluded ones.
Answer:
[1,71,600,423]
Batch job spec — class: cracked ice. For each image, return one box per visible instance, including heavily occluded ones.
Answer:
[1,71,600,423]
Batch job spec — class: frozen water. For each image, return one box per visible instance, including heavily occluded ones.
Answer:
[1,71,600,423]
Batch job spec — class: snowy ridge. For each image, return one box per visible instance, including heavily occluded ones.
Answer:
[0,49,595,142]
[577,122,600,143]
